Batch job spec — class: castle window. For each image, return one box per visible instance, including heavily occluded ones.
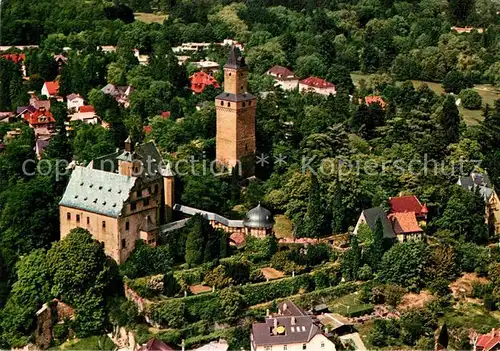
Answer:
[131,202,137,211]
[245,144,248,152]
[228,72,232,76]
[126,222,129,231]
[144,198,150,207]
[87,217,90,225]
[220,101,224,106]
[242,102,246,107]
[67,212,71,220]
[228,102,231,107]
[249,100,252,105]
[321,342,324,348]
[302,344,307,350]
[240,85,243,91]
[121,239,126,248]
[76,214,80,223]
[102,221,106,229]
[136,190,141,199]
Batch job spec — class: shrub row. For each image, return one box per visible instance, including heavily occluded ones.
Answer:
[241,274,314,305]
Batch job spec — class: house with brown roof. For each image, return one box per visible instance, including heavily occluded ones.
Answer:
[66,93,85,111]
[354,195,427,242]
[266,65,299,91]
[299,77,336,96]
[251,300,335,351]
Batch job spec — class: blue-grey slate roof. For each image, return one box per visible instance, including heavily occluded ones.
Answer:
[59,166,136,217]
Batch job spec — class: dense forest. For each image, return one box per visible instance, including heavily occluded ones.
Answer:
[0,0,500,348]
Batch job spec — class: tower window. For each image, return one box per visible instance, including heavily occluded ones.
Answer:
[144,198,150,206]
[126,222,130,231]
[131,202,136,211]
[67,212,71,220]
[245,144,248,151]
[76,214,80,223]
[87,217,90,225]
[242,102,246,107]
[249,100,252,105]
[220,101,224,106]
[228,72,232,76]
[121,239,126,248]
[102,221,106,229]
[228,102,231,107]
[240,85,243,90]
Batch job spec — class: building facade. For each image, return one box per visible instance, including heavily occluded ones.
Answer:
[215,46,256,176]
[59,138,175,263]
[251,301,336,351]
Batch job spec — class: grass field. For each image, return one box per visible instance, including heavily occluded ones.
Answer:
[442,302,500,333]
[273,214,293,238]
[134,12,168,24]
[351,73,500,125]
[329,293,374,317]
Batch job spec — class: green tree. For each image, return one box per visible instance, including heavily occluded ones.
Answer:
[436,95,461,146]
[459,89,482,110]
[341,236,362,281]
[380,241,430,291]
[369,218,385,271]
[218,287,246,318]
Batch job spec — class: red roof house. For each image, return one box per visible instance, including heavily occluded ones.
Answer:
[78,105,95,113]
[298,77,336,96]
[476,329,500,351]
[23,107,56,137]
[1,54,26,63]
[388,212,424,235]
[389,195,428,218]
[41,81,60,98]
[266,65,296,80]
[189,71,220,94]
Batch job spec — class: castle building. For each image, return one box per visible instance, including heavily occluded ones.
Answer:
[59,138,175,263]
[215,46,256,176]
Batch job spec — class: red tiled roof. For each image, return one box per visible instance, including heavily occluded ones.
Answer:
[477,329,500,351]
[78,105,95,113]
[189,71,220,94]
[230,232,245,247]
[388,212,423,234]
[1,54,25,63]
[389,196,425,214]
[24,107,56,126]
[44,81,59,96]
[267,65,296,79]
[364,95,387,108]
[300,76,335,89]
[161,111,171,118]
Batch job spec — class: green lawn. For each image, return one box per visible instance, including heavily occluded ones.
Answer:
[329,293,374,317]
[134,12,168,24]
[273,214,293,239]
[351,73,500,125]
[58,335,115,350]
[442,302,500,334]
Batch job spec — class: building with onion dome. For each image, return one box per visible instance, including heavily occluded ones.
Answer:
[168,203,274,239]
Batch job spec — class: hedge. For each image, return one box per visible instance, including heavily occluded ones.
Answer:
[174,267,204,285]
[241,274,314,305]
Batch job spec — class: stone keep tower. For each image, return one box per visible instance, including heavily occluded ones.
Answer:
[215,46,256,176]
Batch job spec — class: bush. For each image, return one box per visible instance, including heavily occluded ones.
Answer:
[149,300,187,328]
[241,274,314,305]
[358,264,373,281]
[459,89,482,109]
[121,241,173,279]
[442,71,473,94]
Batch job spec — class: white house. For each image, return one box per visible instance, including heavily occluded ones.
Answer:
[251,301,336,351]
[41,81,60,99]
[66,94,85,111]
[266,66,299,91]
[68,105,100,125]
[298,77,336,96]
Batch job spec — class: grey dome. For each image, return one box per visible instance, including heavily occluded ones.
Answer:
[243,203,274,229]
